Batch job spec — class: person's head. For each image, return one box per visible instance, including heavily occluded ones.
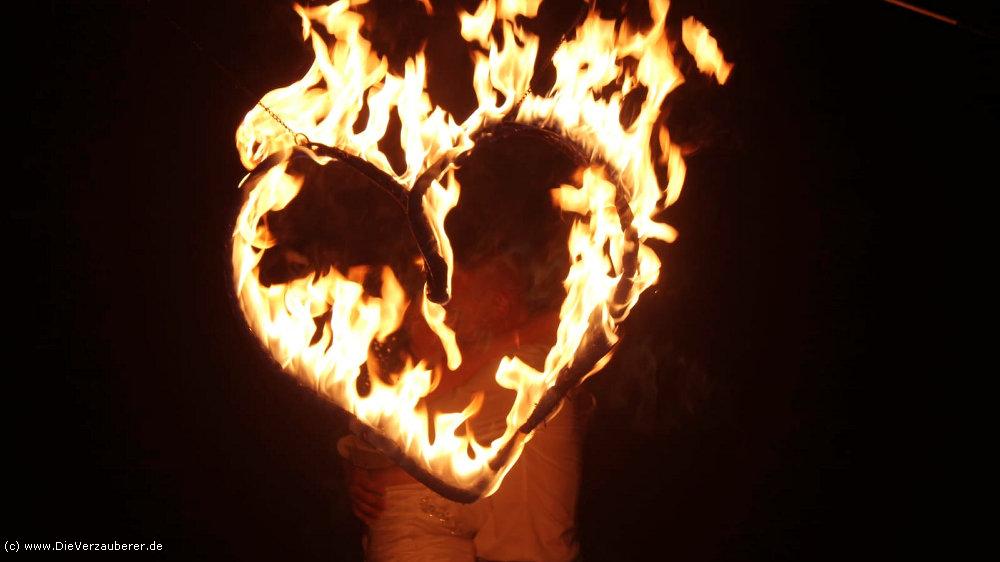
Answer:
[255,151,423,292]
[441,135,578,343]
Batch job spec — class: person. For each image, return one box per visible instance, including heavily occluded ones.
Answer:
[341,138,589,561]
[343,256,587,562]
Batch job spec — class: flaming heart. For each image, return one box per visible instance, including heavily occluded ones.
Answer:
[231,0,730,502]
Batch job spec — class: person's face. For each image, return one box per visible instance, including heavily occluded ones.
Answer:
[447,259,526,343]
[406,257,527,367]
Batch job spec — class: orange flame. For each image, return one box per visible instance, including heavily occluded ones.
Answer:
[232,0,729,498]
[682,17,733,84]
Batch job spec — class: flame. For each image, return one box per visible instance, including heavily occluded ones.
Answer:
[682,17,733,85]
[232,0,729,497]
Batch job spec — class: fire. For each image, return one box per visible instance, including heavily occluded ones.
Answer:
[232,0,729,500]
[682,17,733,85]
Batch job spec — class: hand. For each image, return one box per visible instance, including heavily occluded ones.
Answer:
[345,463,386,526]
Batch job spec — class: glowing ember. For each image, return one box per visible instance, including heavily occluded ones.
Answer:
[232,0,730,501]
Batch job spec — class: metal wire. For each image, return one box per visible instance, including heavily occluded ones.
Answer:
[143,0,300,138]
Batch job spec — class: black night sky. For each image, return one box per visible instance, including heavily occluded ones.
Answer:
[10,0,996,559]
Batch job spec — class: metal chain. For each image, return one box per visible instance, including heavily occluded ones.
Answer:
[144,0,305,144]
[150,0,598,145]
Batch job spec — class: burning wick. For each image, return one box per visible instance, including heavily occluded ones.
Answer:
[883,0,957,26]
[883,0,997,38]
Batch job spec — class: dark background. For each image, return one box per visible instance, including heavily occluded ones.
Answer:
[9,0,996,559]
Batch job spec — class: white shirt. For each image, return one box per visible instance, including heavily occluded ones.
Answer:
[430,344,582,562]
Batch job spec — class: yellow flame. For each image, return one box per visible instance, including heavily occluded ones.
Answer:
[682,17,733,84]
[232,0,729,496]
[376,267,408,342]
[460,0,496,48]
